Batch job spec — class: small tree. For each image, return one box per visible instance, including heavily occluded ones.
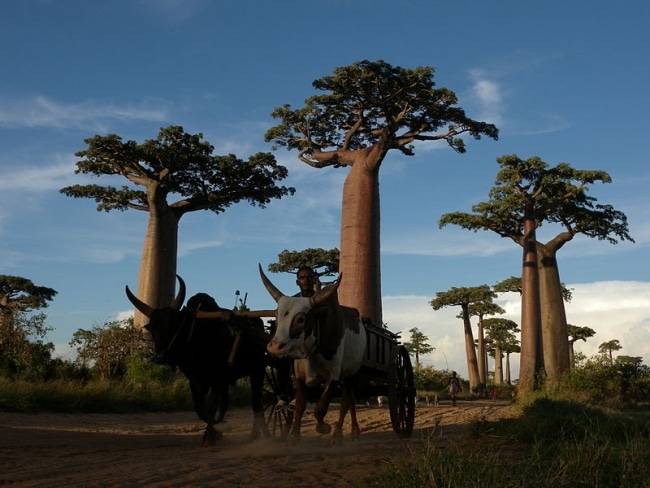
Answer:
[567,324,596,371]
[267,248,340,281]
[598,339,622,366]
[483,317,520,384]
[61,126,294,327]
[0,275,57,379]
[430,285,495,392]
[402,327,434,368]
[70,317,150,380]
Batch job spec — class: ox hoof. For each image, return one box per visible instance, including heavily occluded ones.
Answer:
[201,427,223,447]
[316,422,331,435]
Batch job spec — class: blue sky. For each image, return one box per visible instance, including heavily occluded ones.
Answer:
[1,0,648,378]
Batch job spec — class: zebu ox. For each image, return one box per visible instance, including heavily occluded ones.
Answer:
[259,265,366,444]
[126,276,270,446]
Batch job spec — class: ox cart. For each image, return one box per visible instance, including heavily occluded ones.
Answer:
[261,318,416,440]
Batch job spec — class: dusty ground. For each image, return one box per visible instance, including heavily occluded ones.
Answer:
[0,399,516,488]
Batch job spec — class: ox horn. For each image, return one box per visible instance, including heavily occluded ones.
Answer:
[125,275,186,317]
[311,273,342,307]
[170,275,186,311]
[258,263,285,303]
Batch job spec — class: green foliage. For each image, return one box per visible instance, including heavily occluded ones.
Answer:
[403,327,434,367]
[0,377,193,413]
[0,275,57,312]
[69,317,151,380]
[0,311,55,380]
[267,248,340,276]
[413,365,452,392]
[60,126,295,215]
[265,60,498,164]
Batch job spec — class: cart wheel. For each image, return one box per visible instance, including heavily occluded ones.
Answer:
[263,365,293,439]
[388,345,416,438]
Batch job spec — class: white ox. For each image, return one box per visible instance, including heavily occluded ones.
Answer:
[259,264,366,444]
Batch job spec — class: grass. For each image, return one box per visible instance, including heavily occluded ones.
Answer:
[0,377,198,413]
[366,396,650,488]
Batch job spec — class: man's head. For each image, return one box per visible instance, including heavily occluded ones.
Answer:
[295,266,316,297]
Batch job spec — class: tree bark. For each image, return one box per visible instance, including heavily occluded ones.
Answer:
[494,347,504,384]
[133,185,181,328]
[537,242,570,384]
[338,155,382,327]
[518,217,543,394]
[461,305,481,392]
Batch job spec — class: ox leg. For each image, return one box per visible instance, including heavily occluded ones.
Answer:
[191,383,224,447]
[288,378,307,442]
[215,382,229,424]
[313,383,334,435]
[249,368,271,440]
[328,377,361,446]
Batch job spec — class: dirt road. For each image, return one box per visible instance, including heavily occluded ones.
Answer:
[1,400,515,487]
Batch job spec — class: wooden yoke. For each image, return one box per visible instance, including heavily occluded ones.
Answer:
[194,309,277,320]
[192,309,277,365]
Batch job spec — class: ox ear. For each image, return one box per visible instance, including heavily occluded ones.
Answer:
[170,275,186,311]
[258,263,285,302]
[311,273,342,307]
[125,285,154,318]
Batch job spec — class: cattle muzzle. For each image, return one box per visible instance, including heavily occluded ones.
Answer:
[266,340,287,358]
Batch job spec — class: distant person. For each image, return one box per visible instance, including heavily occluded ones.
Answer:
[448,371,461,406]
[293,266,320,297]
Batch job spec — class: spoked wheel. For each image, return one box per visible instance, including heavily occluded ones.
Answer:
[263,363,294,439]
[388,345,416,438]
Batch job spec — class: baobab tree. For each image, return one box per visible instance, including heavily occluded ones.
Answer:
[599,339,623,366]
[265,60,498,327]
[567,324,596,371]
[61,126,294,327]
[467,300,505,386]
[439,155,633,393]
[483,317,520,384]
[430,285,496,392]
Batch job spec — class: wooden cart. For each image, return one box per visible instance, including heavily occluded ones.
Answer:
[262,319,416,439]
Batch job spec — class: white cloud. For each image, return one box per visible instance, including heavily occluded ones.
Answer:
[0,96,169,130]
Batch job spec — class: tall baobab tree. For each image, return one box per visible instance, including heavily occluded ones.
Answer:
[467,300,505,387]
[440,155,633,393]
[61,126,294,327]
[265,60,498,327]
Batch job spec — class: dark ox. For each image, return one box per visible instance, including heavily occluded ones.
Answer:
[259,264,366,444]
[126,276,270,446]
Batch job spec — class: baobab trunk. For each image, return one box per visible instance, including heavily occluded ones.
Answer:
[494,347,504,384]
[518,218,543,394]
[134,200,180,328]
[461,307,481,392]
[537,243,570,383]
[477,319,487,386]
[338,157,382,327]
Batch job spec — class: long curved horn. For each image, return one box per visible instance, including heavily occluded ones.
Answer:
[125,285,154,318]
[125,274,186,317]
[258,263,285,303]
[311,273,342,307]
[170,275,186,311]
